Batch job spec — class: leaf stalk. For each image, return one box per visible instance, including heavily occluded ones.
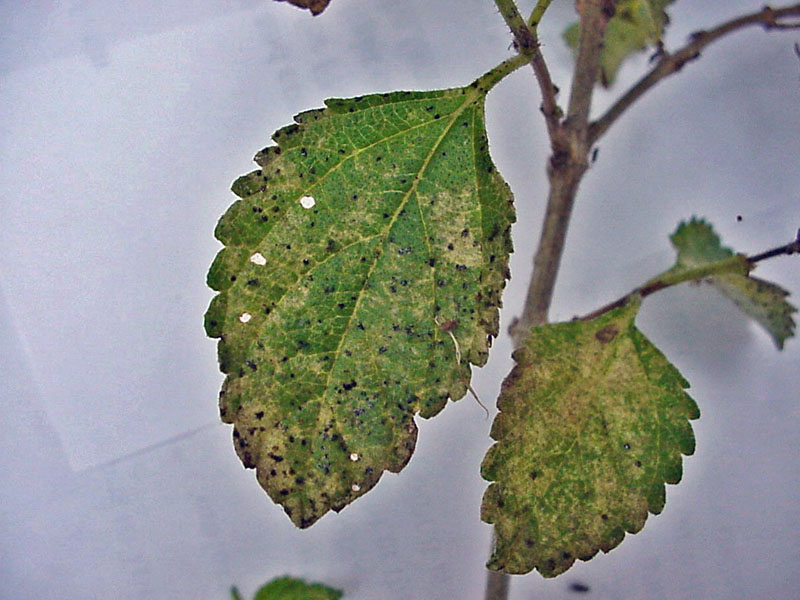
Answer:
[528,0,553,28]
[477,53,532,92]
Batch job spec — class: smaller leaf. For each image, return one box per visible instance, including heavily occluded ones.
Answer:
[481,298,699,577]
[563,0,675,86]
[273,0,331,16]
[232,577,343,600]
[667,217,796,349]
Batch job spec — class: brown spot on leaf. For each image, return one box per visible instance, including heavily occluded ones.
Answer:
[594,324,619,344]
[439,319,458,333]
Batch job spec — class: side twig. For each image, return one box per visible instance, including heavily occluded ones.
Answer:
[589,3,800,145]
[748,228,800,263]
[512,0,614,343]
[493,0,561,139]
[577,228,800,322]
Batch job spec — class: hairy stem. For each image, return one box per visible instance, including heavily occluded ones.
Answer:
[529,0,554,27]
[493,0,537,54]
[494,0,561,139]
[478,53,533,91]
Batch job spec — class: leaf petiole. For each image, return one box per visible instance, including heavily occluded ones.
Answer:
[528,0,554,28]
[475,54,530,92]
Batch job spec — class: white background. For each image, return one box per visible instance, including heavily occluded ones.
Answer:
[1,1,798,598]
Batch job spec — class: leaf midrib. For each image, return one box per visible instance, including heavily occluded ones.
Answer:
[317,89,484,445]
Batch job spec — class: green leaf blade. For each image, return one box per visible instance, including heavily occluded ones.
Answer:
[481,300,698,577]
[207,84,514,527]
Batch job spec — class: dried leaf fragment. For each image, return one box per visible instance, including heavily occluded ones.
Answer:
[273,0,332,16]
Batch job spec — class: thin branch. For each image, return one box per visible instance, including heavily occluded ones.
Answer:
[493,0,537,53]
[749,228,800,262]
[564,1,613,128]
[512,0,615,342]
[577,228,800,322]
[589,3,800,144]
[528,54,562,141]
[493,0,561,140]
[528,0,554,27]
[526,1,561,141]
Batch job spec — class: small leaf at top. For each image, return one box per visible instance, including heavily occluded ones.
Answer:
[481,298,699,576]
[206,78,515,527]
[564,0,675,86]
[273,0,331,16]
[232,576,343,600]
[667,217,796,349]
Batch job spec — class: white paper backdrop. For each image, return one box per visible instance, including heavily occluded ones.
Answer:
[2,1,798,599]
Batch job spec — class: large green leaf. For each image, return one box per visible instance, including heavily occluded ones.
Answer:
[564,0,675,86]
[666,218,796,348]
[481,298,699,576]
[206,79,515,527]
[231,577,342,600]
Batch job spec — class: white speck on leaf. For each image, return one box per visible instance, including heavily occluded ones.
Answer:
[249,252,267,266]
[300,195,316,209]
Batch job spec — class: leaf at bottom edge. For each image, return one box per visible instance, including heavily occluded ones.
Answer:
[233,576,342,600]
